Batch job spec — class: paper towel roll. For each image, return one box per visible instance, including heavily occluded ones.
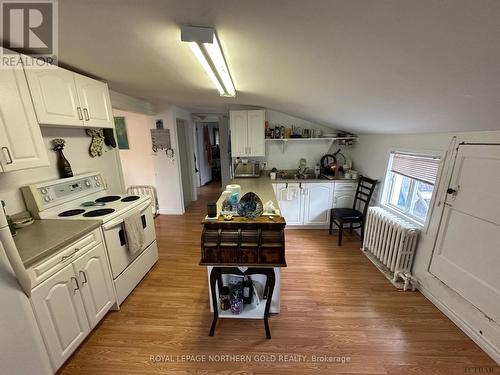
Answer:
[225,184,241,197]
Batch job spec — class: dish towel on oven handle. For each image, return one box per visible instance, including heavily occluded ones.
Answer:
[123,211,145,254]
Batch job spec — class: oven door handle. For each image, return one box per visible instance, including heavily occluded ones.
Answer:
[102,199,151,231]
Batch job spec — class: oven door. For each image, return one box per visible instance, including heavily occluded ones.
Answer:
[102,200,156,278]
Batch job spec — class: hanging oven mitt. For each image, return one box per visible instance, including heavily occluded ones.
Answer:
[86,129,105,157]
[103,128,117,148]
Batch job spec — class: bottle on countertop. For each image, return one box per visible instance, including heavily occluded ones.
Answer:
[242,275,253,305]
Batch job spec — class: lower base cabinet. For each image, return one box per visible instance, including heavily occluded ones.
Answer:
[273,182,356,227]
[31,243,115,371]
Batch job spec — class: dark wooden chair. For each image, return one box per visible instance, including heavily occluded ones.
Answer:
[329,176,378,246]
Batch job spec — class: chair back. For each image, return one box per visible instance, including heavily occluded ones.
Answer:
[352,176,378,218]
[126,185,159,216]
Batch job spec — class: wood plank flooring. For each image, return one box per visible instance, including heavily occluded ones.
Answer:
[59,182,499,374]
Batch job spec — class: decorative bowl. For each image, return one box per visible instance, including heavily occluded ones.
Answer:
[237,192,263,219]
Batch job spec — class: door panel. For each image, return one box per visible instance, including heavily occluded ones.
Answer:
[304,183,333,225]
[0,67,49,171]
[275,183,303,225]
[229,111,248,157]
[430,144,500,322]
[74,73,114,128]
[246,110,265,156]
[30,263,90,370]
[73,243,115,328]
[23,62,83,127]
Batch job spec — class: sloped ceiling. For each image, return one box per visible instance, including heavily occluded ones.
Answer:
[57,0,500,134]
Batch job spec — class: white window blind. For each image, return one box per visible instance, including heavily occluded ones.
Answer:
[390,152,440,185]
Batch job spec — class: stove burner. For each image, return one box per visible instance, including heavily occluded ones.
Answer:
[95,195,121,203]
[121,195,140,202]
[83,208,115,217]
[59,209,85,217]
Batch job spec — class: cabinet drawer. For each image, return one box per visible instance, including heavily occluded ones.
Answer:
[28,228,103,288]
[335,182,357,191]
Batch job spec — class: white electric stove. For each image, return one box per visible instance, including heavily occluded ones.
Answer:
[21,172,159,305]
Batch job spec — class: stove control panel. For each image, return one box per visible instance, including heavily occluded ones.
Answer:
[22,173,107,216]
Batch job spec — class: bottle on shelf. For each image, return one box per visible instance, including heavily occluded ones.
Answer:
[242,275,253,305]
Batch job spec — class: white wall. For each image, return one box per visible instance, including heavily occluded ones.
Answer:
[350,130,500,363]
[264,110,351,170]
[152,105,195,214]
[0,127,123,215]
[115,109,156,189]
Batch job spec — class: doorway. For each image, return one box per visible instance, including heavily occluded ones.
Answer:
[176,118,194,209]
[195,122,221,186]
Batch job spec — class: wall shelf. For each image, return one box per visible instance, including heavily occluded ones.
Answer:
[265,137,357,152]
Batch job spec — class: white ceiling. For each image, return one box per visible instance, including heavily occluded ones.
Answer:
[58,0,500,134]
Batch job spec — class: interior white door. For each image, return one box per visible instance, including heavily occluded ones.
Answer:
[304,183,334,225]
[30,263,90,370]
[0,67,49,171]
[229,110,248,157]
[275,183,304,225]
[429,144,500,322]
[23,63,83,127]
[246,110,265,156]
[74,73,114,128]
[73,243,115,329]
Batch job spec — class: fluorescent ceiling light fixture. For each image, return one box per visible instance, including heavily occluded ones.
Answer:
[181,26,236,97]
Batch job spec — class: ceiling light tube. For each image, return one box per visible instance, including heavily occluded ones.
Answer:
[181,26,236,97]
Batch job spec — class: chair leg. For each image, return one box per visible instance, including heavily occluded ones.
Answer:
[338,222,343,246]
[360,221,365,246]
[329,211,333,235]
[349,223,353,234]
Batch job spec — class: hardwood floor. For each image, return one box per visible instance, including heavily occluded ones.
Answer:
[60,182,499,374]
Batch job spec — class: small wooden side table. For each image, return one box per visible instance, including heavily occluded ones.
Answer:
[208,267,276,339]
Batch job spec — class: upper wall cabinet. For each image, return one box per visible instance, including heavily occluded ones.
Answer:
[23,57,114,128]
[230,110,265,157]
[0,65,49,172]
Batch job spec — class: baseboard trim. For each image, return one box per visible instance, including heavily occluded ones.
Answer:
[419,284,500,364]
[158,208,184,215]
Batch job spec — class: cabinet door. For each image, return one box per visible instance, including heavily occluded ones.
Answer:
[229,110,248,157]
[275,183,304,225]
[334,192,355,208]
[0,67,49,172]
[304,183,334,225]
[73,243,115,329]
[24,62,84,127]
[74,73,114,128]
[246,110,265,156]
[31,263,90,370]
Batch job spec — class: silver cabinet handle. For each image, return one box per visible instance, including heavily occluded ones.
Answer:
[1,147,13,164]
[83,108,90,121]
[70,277,80,294]
[60,248,79,263]
[77,107,83,120]
[79,270,87,285]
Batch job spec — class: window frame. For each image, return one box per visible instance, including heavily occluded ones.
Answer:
[381,150,445,231]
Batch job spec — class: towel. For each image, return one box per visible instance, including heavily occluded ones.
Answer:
[123,211,145,254]
[285,186,300,201]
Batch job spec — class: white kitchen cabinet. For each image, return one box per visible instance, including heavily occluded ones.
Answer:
[230,110,265,157]
[273,182,305,225]
[303,183,334,225]
[23,58,114,128]
[30,263,90,371]
[72,243,115,329]
[23,64,84,127]
[230,110,248,156]
[74,73,114,128]
[30,233,115,371]
[246,110,265,156]
[0,65,49,172]
[333,182,357,208]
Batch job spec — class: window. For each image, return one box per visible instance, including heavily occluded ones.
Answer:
[382,152,441,226]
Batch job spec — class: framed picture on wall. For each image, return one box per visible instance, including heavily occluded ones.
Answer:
[114,117,130,149]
